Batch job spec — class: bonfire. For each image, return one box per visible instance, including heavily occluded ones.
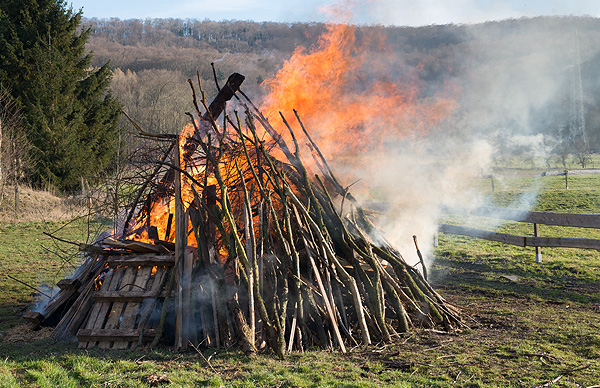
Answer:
[27,70,463,357]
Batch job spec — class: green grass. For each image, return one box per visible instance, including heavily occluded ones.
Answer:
[0,174,599,387]
[0,217,110,331]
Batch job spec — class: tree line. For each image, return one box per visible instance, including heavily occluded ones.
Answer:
[3,7,600,195]
[85,17,328,53]
[87,15,600,163]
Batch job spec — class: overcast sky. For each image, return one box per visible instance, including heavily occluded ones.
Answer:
[67,0,600,26]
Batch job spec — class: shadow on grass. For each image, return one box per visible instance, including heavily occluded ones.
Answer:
[0,338,399,388]
[0,335,211,363]
[0,337,242,387]
[430,252,600,304]
[0,303,30,332]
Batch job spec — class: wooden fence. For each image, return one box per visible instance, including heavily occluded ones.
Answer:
[438,207,600,263]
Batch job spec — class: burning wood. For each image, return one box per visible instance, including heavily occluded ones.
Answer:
[34,71,462,356]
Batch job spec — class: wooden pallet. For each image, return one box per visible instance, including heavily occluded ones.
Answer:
[77,254,174,349]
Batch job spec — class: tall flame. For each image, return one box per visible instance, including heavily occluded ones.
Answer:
[260,22,458,162]
[126,11,459,259]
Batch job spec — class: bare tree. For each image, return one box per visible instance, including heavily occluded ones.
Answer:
[576,150,592,168]
[0,85,32,200]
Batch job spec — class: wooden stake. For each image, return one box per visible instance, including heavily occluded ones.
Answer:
[14,184,18,212]
[211,283,220,348]
[174,135,188,350]
[237,161,256,348]
[206,185,217,264]
[534,223,542,263]
[287,302,298,353]
[306,240,346,353]
[287,188,371,345]
[412,235,428,281]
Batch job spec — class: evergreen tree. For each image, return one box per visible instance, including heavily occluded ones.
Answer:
[0,0,121,190]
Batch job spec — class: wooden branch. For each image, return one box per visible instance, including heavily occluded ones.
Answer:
[6,274,52,298]
[412,235,428,281]
[286,187,371,345]
[305,236,346,353]
[42,232,80,248]
[203,73,244,121]
[122,141,176,238]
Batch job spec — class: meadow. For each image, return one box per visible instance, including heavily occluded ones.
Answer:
[0,171,598,387]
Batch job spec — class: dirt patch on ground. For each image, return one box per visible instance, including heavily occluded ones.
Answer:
[1,323,53,344]
[341,285,600,386]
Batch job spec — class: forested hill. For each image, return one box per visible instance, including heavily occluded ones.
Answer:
[84,16,600,78]
[83,16,600,153]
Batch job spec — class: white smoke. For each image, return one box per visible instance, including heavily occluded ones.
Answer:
[341,136,493,266]
[326,17,597,267]
[212,53,230,63]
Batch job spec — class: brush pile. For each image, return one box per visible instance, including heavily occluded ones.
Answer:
[38,72,462,357]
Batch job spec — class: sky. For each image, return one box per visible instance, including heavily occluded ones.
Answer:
[67,0,600,26]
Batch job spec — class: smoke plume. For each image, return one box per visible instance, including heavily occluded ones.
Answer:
[258,2,600,266]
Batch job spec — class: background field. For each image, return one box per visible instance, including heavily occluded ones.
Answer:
[0,172,599,387]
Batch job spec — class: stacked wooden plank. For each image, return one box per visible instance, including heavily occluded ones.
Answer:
[24,253,103,328]
[76,255,174,349]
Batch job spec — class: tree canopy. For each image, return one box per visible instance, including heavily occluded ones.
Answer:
[0,0,121,191]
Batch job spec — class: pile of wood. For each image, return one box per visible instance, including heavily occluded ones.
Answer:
[30,72,462,356]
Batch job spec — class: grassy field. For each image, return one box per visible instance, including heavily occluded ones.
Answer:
[0,174,599,387]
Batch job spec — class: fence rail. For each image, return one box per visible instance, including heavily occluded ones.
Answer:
[466,206,600,228]
[438,207,600,262]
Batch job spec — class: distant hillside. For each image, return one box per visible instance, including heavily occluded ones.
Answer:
[83,16,600,153]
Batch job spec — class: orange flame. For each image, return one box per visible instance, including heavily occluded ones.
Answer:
[125,14,458,257]
[128,124,204,246]
[260,22,458,162]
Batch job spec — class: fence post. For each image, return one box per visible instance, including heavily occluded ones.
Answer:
[534,223,542,263]
[14,184,19,212]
